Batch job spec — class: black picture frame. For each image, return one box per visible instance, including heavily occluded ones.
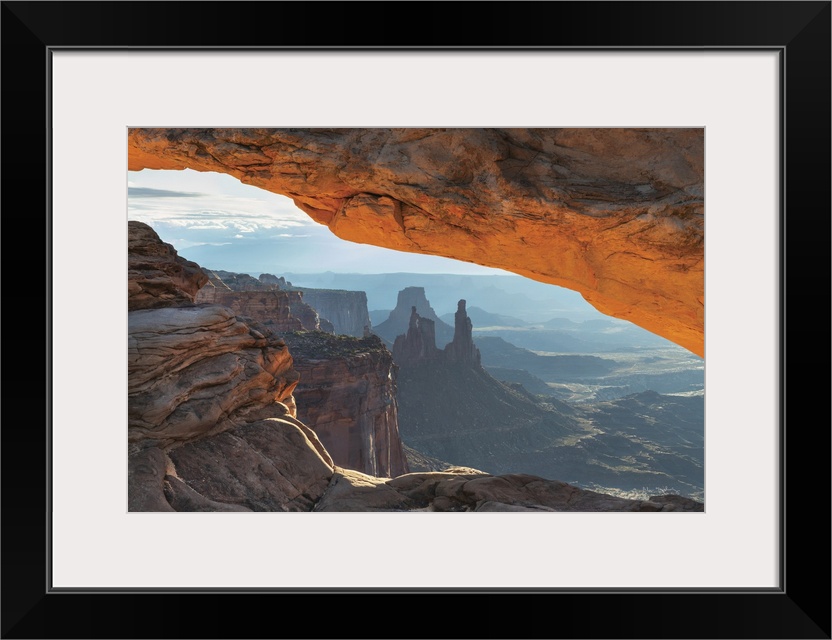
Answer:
[2,2,829,638]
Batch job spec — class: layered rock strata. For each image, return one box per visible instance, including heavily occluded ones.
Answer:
[128,128,704,355]
[128,223,335,511]
[128,305,300,447]
[282,331,408,478]
[196,271,323,332]
[196,285,322,332]
[128,220,208,310]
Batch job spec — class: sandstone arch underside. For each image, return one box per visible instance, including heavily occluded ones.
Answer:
[128,128,704,357]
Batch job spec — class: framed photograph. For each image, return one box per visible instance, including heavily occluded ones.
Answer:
[3,1,829,638]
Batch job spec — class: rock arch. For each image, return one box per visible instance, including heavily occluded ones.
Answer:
[128,128,704,356]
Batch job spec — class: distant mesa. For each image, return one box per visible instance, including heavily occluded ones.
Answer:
[374,286,454,345]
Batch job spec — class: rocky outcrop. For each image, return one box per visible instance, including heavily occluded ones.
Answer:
[374,286,454,346]
[128,128,704,355]
[129,417,335,513]
[128,305,300,447]
[196,272,322,332]
[282,331,408,478]
[259,273,290,288]
[206,269,266,291]
[128,220,208,310]
[296,289,371,337]
[167,417,334,512]
[443,299,481,366]
[313,467,704,512]
[392,306,442,365]
[127,224,337,511]
[393,300,480,367]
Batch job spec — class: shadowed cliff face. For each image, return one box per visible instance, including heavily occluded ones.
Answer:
[128,128,704,356]
[283,331,408,478]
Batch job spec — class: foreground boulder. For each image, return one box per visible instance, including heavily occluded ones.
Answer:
[129,418,335,512]
[128,305,300,447]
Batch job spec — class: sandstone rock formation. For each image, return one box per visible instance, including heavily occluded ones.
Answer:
[167,417,334,511]
[393,300,480,367]
[313,467,704,512]
[127,223,336,511]
[443,299,481,366]
[128,304,300,447]
[126,218,701,511]
[205,269,266,291]
[392,306,442,365]
[296,289,372,337]
[283,331,408,478]
[375,286,454,346]
[258,273,290,288]
[128,220,208,310]
[128,128,704,356]
[196,270,323,332]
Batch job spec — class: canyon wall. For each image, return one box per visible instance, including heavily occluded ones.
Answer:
[296,289,372,337]
[128,128,704,356]
[196,281,322,332]
[283,331,408,478]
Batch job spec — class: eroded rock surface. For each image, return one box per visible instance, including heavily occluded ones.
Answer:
[443,299,480,366]
[128,128,704,355]
[167,418,334,512]
[128,220,208,310]
[283,331,408,478]
[296,289,372,337]
[314,468,704,512]
[197,271,322,331]
[128,304,299,447]
[375,286,454,346]
[392,306,442,365]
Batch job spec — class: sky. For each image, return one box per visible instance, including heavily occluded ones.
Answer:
[127,169,513,276]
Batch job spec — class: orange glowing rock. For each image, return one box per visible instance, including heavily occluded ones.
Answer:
[128,128,704,356]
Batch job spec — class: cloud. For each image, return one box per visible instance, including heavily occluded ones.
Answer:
[128,187,205,198]
[174,239,232,249]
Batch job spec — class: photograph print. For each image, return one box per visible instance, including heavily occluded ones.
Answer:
[127,127,704,513]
